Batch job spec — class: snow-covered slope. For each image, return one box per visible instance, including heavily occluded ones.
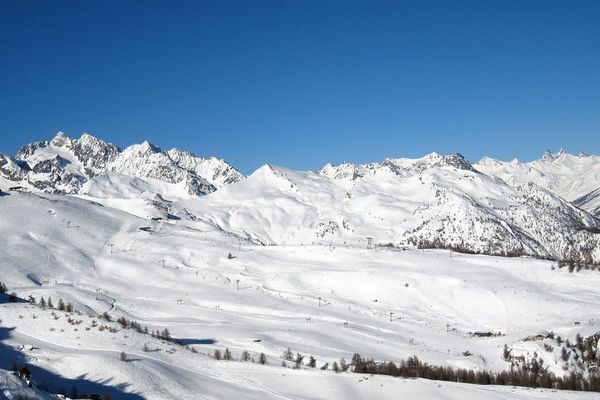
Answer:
[108,141,217,196]
[187,157,600,263]
[2,190,600,399]
[320,152,476,181]
[5,135,600,398]
[167,148,244,189]
[475,149,600,216]
[0,132,244,198]
[3,136,600,262]
[574,187,600,218]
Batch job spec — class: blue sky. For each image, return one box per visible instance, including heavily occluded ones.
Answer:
[1,0,599,174]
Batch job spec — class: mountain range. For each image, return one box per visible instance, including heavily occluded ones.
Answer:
[1,132,599,263]
[0,132,243,196]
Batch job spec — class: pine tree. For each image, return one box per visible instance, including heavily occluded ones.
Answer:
[213,349,222,360]
[58,298,65,311]
[143,343,149,352]
[258,353,267,365]
[66,303,74,313]
[294,352,304,368]
[283,347,293,360]
[0,281,6,293]
[39,296,46,309]
[308,356,317,368]
[19,366,31,380]
[340,357,348,371]
[224,348,233,360]
[562,347,570,362]
[241,350,251,362]
[119,351,127,362]
[47,297,53,308]
[332,361,340,372]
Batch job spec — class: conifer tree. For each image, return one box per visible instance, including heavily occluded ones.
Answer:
[241,350,251,362]
[258,353,267,365]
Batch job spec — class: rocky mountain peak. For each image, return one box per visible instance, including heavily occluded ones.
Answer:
[1,132,244,197]
[51,131,72,147]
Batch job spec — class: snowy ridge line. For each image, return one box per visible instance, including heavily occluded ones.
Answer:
[0,131,244,197]
[188,163,600,264]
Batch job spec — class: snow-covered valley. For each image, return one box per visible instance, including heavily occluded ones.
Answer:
[2,134,600,399]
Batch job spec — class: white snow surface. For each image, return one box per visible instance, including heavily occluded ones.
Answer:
[184,162,600,263]
[475,149,600,216]
[1,191,600,399]
[3,138,600,398]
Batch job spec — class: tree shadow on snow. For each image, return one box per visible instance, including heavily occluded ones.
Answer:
[175,338,217,345]
[0,326,145,399]
[0,293,30,305]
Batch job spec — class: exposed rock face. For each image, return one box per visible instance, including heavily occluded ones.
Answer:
[1,132,244,196]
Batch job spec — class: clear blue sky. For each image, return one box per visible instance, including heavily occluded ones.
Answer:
[1,0,599,174]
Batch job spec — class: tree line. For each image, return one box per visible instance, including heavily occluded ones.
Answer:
[349,353,600,392]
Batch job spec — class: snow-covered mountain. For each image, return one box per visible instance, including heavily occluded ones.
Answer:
[3,140,600,399]
[2,135,600,263]
[0,132,244,197]
[2,184,600,399]
[475,149,600,217]
[320,152,476,181]
[186,154,600,263]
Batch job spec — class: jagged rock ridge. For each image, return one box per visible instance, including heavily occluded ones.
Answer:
[0,132,244,196]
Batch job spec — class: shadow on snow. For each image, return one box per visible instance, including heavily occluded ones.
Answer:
[0,325,145,399]
[175,338,217,346]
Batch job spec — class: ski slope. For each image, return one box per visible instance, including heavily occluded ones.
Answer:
[2,190,600,398]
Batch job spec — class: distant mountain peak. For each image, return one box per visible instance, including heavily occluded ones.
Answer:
[319,152,477,183]
[51,131,72,146]
[0,132,244,197]
[136,140,162,153]
[542,149,555,161]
